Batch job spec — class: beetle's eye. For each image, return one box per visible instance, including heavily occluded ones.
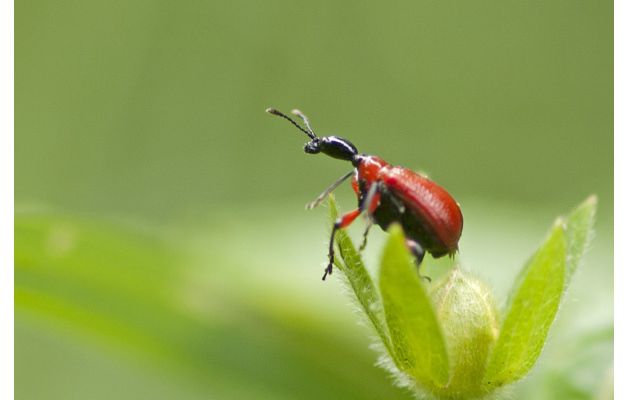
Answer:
[304,140,321,154]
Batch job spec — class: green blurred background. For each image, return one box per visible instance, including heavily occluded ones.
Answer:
[16,0,612,399]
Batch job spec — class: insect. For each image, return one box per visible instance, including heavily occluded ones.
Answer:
[266,107,463,281]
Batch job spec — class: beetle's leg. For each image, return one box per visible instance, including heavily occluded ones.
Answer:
[406,239,426,264]
[406,239,431,282]
[363,182,382,217]
[359,221,372,252]
[358,182,381,252]
[305,170,354,209]
[379,185,405,214]
[324,208,362,280]
[324,182,381,280]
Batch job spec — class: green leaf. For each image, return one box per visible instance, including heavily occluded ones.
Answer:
[484,196,596,388]
[564,195,597,285]
[483,222,566,387]
[328,196,393,355]
[379,225,449,389]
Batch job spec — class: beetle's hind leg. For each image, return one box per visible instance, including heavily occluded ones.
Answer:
[406,239,431,282]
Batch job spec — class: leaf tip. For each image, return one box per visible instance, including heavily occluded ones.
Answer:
[552,216,567,230]
[571,194,598,220]
[584,194,598,207]
[386,223,404,238]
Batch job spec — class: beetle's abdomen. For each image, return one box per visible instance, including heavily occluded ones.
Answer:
[380,167,463,256]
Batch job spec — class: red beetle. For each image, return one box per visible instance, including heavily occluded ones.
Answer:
[267,108,463,280]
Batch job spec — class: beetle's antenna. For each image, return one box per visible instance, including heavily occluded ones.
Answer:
[266,108,316,139]
[291,109,316,137]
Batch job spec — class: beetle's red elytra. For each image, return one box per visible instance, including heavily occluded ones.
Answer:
[267,108,463,280]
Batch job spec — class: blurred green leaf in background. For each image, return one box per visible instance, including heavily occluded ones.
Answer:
[16,0,612,399]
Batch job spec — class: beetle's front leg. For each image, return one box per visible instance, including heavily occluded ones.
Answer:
[324,182,382,280]
[324,208,362,280]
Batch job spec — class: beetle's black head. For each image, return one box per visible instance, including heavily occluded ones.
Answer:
[304,136,358,161]
[267,107,359,163]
